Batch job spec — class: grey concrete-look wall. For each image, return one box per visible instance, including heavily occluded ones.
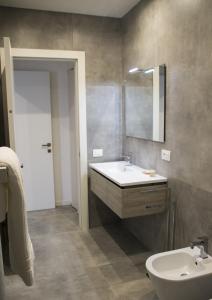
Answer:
[0,6,122,225]
[122,0,212,253]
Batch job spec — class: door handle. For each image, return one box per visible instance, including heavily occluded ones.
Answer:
[42,143,51,147]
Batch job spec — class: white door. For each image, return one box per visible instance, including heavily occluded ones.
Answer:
[14,70,55,211]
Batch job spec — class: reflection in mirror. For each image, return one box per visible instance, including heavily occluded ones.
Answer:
[124,65,165,142]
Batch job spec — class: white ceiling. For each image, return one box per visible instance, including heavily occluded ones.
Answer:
[0,0,140,18]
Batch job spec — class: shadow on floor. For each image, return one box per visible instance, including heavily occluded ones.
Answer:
[102,222,148,256]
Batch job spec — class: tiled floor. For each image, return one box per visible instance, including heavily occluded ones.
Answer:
[5,206,157,300]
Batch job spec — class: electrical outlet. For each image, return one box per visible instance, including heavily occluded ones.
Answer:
[161,149,171,162]
[93,149,103,157]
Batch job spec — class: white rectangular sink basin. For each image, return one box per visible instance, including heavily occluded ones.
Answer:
[89,161,167,187]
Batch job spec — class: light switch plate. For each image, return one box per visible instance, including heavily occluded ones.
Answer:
[93,149,103,157]
[161,149,171,162]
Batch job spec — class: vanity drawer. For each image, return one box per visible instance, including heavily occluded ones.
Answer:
[90,169,169,219]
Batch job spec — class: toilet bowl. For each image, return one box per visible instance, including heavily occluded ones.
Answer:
[146,247,212,300]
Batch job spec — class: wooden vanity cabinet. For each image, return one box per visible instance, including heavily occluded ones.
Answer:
[90,169,169,219]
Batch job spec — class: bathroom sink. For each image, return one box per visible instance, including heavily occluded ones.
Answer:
[90,161,168,218]
[89,161,167,187]
[152,251,205,279]
[99,161,133,173]
[146,247,212,300]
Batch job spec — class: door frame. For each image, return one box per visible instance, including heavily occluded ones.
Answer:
[5,47,88,231]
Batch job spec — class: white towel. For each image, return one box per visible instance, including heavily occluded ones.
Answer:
[0,147,34,286]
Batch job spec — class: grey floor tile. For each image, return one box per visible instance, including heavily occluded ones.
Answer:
[5,206,155,300]
[99,259,145,285]
[110,278,154,298]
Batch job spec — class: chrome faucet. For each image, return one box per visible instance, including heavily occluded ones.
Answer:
[122,153,132,166]
[190,236,208,259]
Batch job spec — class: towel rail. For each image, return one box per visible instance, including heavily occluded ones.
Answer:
[0,166,7,300]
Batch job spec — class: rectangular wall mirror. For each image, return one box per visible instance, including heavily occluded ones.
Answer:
[124,64,166,142]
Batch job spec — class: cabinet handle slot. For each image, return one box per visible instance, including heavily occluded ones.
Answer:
[146,204,163,209]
